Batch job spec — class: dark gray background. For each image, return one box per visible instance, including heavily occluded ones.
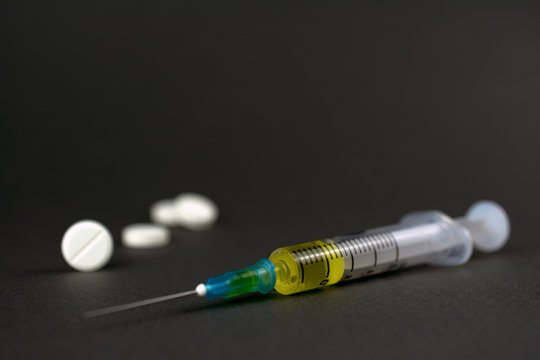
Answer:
[2,2,539,359]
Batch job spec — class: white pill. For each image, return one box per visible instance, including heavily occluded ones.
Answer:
[61,220,114,272]
[150,199,178,226]
[122,223,170,249]
[173,193,219,231]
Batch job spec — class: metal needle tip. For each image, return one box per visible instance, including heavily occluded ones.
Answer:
[83,289,198,319]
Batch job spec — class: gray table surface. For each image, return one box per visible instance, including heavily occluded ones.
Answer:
[2,2,539,359]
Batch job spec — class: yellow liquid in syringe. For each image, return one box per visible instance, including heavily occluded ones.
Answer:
[270,240,346,295]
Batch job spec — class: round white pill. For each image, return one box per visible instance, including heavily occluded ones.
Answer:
[173,193,219,231]
[61,220,114,272]
[122,223,170,249]
[150,199,177,226]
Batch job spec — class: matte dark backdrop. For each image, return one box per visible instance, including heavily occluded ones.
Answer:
[2,2,539,359]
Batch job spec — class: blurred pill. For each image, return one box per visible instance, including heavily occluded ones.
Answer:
[122,223,170,249]
[61,220,114,272]
[173,193,219,231]
[150,199,177,226]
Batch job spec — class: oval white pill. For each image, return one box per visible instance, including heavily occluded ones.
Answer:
[122,223,170,249]
[61,220,114,272]
[150,199,178,226]
[173,193,219,231]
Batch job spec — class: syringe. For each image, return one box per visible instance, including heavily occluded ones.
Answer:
[85,200,510,318]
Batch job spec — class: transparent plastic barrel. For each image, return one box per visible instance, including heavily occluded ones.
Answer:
[270,200,510,295]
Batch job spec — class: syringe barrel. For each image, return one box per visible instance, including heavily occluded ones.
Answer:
[270,200,509,295]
